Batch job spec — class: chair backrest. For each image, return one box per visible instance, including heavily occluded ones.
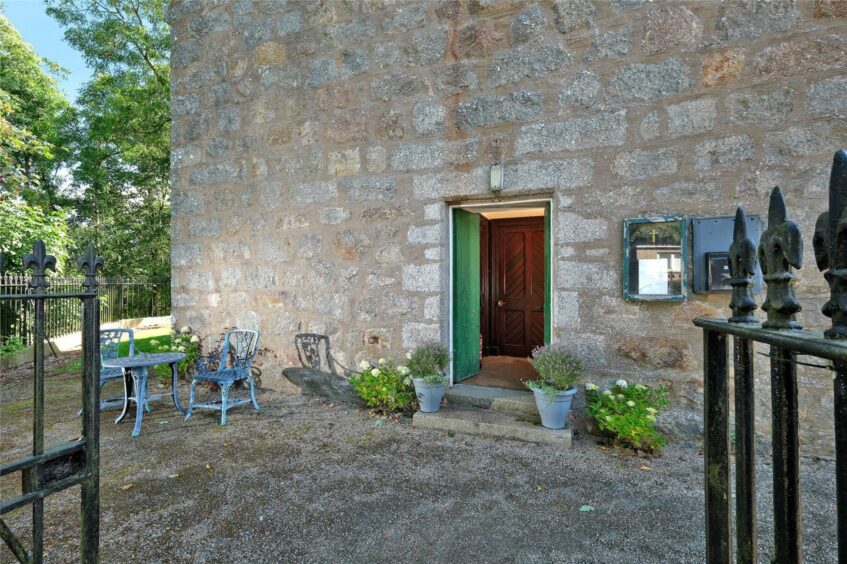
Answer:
[100,329,135,363]
[294,333,337,375]
[220,329,259,370]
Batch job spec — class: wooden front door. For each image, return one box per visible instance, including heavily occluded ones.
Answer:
[491,217,546,357]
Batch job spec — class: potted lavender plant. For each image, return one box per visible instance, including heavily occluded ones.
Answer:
[407,343,450,413]
[524,344,584,429]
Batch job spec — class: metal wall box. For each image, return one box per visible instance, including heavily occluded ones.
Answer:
[693,215,762,294]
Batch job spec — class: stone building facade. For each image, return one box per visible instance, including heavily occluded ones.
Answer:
[168,0,847,455]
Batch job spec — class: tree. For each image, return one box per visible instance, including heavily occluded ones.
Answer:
[45,0,171,278]
[0,197,71,273]
[0,14,72,204]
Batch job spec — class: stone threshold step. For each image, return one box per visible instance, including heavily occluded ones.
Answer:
[445,384,540,422]
[412,406,571,449]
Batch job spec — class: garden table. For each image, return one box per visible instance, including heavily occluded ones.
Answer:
[103,352,187,437]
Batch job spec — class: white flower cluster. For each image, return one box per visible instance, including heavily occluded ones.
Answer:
[358,360,372,371]
[615,379,628,388]
[585,383,599,391]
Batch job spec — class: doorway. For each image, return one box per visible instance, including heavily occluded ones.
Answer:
[451,200,552,390]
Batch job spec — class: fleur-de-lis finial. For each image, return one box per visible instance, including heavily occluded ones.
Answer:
[728,207,759,324]
[759,187,803,330]
[813,150,847,339]
[23,240,57,292]
[77,242,104,292]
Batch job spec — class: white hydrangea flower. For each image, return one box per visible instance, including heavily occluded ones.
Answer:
[616,394,625,400]
[178,346,185,352]
[180,326,190,334]
[371,368,381,376]
[635,384,647,391]
[398,366,410,375]
[626,400,636,407]
[615,379,628,388]
[406,351,412,360]
[585,383,599,391]
[378,358,387,365]
[602,389,613,396]
[190,335,200,343]
[646,414,656,422]
[404,377,413,386]
[646,407,657,415]
[359,360,371,371]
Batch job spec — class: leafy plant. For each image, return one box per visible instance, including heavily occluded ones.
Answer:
[349,358,416,414]
[585,380,670,455]
[150,325,200,383]
[524,344,584,396]
[0,335,26,358]
[406,343,449,384]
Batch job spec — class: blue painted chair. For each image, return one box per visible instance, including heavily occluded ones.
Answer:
[80,328,147,414]
[185,329,260,425]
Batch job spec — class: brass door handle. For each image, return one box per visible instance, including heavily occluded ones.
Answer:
[497,300,506,307]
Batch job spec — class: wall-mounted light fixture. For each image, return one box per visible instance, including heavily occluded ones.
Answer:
[490,163,503,192]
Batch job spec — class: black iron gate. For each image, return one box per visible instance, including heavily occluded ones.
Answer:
[695,150,847,563]
[0,240,103,563]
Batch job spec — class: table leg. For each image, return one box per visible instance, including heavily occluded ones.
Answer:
[131,369,148,437]
[115,368,131,424]
[171,362,185,414]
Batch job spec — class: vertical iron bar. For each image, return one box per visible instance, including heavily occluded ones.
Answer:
[734,337,757,564]
[80,294,100,563]
[32,296,44,563]
[771,346,802,563]
[835,362,847,564]
[705,329,732,563]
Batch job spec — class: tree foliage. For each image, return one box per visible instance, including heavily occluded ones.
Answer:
[0,14,72,203]
[0,2,171,279]
[46,0,171,278]
[0,197,71,274]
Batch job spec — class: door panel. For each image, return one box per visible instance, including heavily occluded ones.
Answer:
[544,202,552,345]
[492,217,545,357]
[453,209,481,381]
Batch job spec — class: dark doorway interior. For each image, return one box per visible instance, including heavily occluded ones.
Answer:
[481,216,546,359]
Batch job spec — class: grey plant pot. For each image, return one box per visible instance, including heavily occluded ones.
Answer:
[414,378,446,413]
[532,387,577,430]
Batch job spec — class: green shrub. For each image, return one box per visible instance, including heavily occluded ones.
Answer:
[585,380,670,455]
[406,343,449,384]
[350,358,416,414]
[525,344,584,395]
[0,335,26,358]
[150,325,201,383]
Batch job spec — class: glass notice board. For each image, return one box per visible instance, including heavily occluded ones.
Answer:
[623,217,687,301]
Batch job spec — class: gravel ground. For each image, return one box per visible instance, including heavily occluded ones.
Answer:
[0,364,839,563]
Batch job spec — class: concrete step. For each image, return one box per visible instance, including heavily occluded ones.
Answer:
[412,406,571,448]
[445,384,540,422]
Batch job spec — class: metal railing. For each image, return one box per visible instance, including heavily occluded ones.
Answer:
[0,241,102,563]
[0,275,170,346]
[695,149,846,563]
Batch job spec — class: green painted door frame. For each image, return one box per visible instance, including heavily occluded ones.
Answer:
[452,202,552,384]
[544,201,552,345]
[453,208,481,382]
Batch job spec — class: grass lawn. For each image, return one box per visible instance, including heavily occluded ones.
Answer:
[62,325,174,379]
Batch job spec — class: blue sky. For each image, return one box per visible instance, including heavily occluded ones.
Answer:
[3,0,92,100]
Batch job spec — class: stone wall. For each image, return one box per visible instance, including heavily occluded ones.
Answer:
[168,0,847,455]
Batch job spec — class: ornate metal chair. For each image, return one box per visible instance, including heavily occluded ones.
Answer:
[80,328,146,414]
[185,329,260,425]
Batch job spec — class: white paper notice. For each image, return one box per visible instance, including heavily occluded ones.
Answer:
[638,259,668,295]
